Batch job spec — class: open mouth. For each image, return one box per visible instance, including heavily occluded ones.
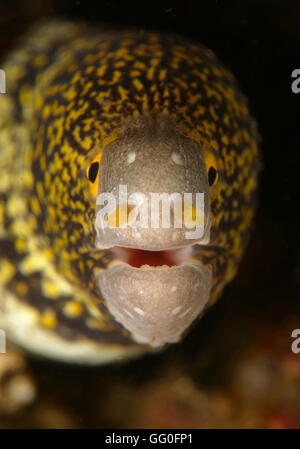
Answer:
[110,245,194,268]
[98,242,212,346]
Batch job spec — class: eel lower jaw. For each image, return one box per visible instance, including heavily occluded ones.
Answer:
[97,244,213,347]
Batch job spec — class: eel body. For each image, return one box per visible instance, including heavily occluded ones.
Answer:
[0,21,260,364]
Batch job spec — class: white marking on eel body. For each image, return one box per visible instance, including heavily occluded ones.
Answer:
[127,151,136,164]
[171,286,177,292]
[133,307,145,316]
[123,308,134,319]
[179,307,192,318]
[171,152,183,165]
[172,306,182,315]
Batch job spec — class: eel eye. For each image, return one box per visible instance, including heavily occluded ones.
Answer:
[204,150,218,187]
[87,153,102,196]
[88,161,99,183]
[208,166,217,186]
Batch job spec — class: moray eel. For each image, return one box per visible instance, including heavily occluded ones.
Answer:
[0,21,260,364]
